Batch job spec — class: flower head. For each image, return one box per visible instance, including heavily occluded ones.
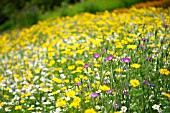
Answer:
[15,105,22,110]
[131,63,141,68]
[152,104,160,110]
[91,93,99,98]
[127,45,137,50]
[143,81,150,85]
[151,84,155,88]
[93,54,100,58]
[85,108,96,113]
[130,79,140,87]
[123,58,130,63]
[107,88,113,94]
[84,64,90,68]
[103,48,106,53]
[123,91,128,95]
[162,92,170,98]
[99,85,110,91]
[142,38,147,41]
[164,24,168,28]
[121,106,127,112]
[106,55,114,61]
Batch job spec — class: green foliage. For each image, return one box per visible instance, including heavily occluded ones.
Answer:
[0,0,148,33]
[13,6,40,28]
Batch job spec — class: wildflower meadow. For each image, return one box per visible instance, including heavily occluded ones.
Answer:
[0,7,170,113]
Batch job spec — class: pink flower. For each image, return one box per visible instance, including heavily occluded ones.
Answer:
[93,54,100,58]
[84,64,90,68]
[91,93,99,98]
[123,58,130,63]
[107,89,113,94]
[106,55,114,61]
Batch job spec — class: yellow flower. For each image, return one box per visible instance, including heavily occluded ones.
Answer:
[20,100,25,103]
[61,58,67,63]
[68,65,75,70]
[73,97,81,103]
[0,76,4,82]
[69,97,81,108]
[52,91,58,95]
[47,60,55,66]
[160,68,169,75]
[130,79,140,87]
[162,92,170,98]
[66,90,76,98]
[127,45,137,50]
[99,85,110,91]
[114,111,121,113]
[0,102,4,107]
[116,44,123,49]
[76,60,85,65]
[115,68,123,72]
[35,68,41,73]
[64,79,69,83]
[84,108,96,113]
[27,107,35,111]
[131,63,141,68]
[56,98,66,107]
[42,59,48,63]
[15,105,22,110]
[52,78,62,84]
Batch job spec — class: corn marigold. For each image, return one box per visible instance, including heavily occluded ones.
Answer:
[130,79,140,87]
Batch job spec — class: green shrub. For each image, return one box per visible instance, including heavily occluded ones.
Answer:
[13,5,40,28]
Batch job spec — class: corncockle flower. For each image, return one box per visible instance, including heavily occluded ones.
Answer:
[143,48,146,51]
[142,38,147,41]
[161,40,165,43]
[149,57,153,62]
[140,44,143,48]
[67,57,70,60]
[123,58,130,63]
[123,91,128,95]
[114,104,117,109]
[76,82,81,86]
[103,80,107,84]
[143,81,150,85]
[164,24,168,28]
[84,64,90,68]
[107,89,113,94]
[91,93,99,98]
[103,48,106,53]
[93,54,100,58]
[106,55,114,61]
[146,58,149,61]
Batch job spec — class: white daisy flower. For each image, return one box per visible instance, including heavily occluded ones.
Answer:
[121,106,127,112]
[152,104,160,110]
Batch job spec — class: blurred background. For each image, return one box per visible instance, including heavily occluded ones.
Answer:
[0,0,169,33]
